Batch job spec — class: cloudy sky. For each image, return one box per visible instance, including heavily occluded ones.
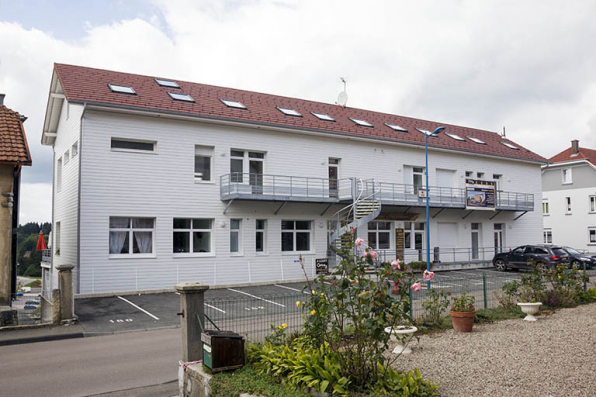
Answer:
[1,0,595,224]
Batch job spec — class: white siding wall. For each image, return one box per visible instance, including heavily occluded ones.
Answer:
[52,103,82,290]
[73,110,543,293]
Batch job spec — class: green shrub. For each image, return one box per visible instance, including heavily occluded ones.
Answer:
[450,291,475,312]
[372,366,439,397]
[420,288,451,327]
[407,261,434,272]
[210,365,311,397]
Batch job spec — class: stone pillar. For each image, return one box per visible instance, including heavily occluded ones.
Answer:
[176,282,209,363]
[56,264,75,323]
[0,164,14,307]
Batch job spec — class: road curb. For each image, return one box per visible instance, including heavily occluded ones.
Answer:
[0,331,85,346]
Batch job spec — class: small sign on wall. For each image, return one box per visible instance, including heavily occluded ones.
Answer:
[315,258,329,275]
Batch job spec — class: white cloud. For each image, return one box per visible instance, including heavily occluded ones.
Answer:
[2,0,596,223]
[18,183,52,224]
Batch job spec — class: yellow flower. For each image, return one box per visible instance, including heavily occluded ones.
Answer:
[558,275,562,279]
[312,290,316,295]
[278,326,283,330]
[310,310,316,315]
[296,301,301,308]
[578,270,582,273]
[282,323,287,328]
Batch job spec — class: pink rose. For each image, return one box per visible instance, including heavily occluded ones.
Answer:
[355,238,364,247]
[423,270,435,281]
[391,259,401,270]
[370,251,378,260]
[362,251,369,258]
[351,227,355,233]
[411,282,422,292]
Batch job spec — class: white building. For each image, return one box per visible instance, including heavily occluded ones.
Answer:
[42,64,546,294]
[542,140,596,253]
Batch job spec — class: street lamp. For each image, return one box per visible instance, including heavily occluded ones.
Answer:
[421,126,445,289]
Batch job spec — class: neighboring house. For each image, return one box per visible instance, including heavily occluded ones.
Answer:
[0,94,32,305]
[542,140,596,253]
[41,64,546,294]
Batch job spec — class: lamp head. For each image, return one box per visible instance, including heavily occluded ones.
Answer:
[432,126,445,136]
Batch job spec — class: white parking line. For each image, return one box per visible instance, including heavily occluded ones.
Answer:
[227,288,286,307]
[274,284,310,295]
[117,296,160,320]
[205,303,226,314]
[455,272,482,277]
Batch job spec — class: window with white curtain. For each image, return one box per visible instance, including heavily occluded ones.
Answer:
[109,217,154,255]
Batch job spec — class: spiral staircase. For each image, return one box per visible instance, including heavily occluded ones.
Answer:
[328,180,382,257]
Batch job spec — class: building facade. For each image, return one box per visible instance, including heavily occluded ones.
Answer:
[542,140,596,253]
[42,64,545,294]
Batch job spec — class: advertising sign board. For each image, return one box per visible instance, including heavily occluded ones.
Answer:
[465,179,496,210]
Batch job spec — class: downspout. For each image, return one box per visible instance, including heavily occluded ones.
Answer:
[10,165,21,297]
[77,103,87,294]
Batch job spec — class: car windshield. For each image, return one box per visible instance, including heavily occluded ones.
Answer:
[552,248,568,257]
[564,247,580,255]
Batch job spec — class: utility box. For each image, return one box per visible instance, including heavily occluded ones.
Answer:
[201,330,245,373]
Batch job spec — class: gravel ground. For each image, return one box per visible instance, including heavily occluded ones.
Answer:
[391,303,596,397]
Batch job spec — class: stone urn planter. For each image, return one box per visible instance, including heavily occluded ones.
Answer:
[384,325,418,354]
[449,310,476,332]
[517,302,542,321]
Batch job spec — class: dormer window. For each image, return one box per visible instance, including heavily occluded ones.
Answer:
[501,142,519,150]
[384,123,407,132]
[168,92,195,102]
[277,107,302,117]
[108,84,136,95]
[445,133,466,141]
[155,78,180,88]
[349,118,373,127]
[220,99,246,109]
[311,112,335,122]
[468,136,486,145]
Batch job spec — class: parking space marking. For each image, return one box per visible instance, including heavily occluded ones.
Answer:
[205,303,226,314]
[117,296,160,320]
[227,288,286,307]
[274,284,310,295]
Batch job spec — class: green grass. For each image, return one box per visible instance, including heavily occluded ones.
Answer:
[475,306,526,323]
[24,279,42,288]
[209,365,312,397]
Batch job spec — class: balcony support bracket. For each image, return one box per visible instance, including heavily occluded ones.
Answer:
[513,211,528,221]
[489,210,502,220]
[461,210,473,220]
[320,203,333,216]
[274,201,287,215]
[404,206,412,213]
[432,208,446,219]
[223,199,235,215]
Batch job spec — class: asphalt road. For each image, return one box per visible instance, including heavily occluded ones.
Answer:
[0,328,180,397]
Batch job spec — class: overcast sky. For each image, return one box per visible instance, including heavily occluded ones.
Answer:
[1,0,595,224]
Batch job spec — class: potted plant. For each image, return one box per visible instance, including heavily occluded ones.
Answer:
[516,285,542,322]
[449,291,476,332]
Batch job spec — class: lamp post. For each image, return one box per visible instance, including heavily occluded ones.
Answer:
[424,126,445,289]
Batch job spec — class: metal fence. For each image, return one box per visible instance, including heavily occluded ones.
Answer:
[5,293,43,326]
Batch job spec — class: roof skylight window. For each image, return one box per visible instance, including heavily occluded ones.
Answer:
[445,133,466,141]
[467,136,486,145]
[277,107,302,117]
[168,92,195,102]
[350,118,373,127]
[155,78,180,88]
[221,99,247,109]
[311,112,335,122]
[501,142,519,150]
[415,128,438,137]
[384,123,408,132]
[108,84,136,95]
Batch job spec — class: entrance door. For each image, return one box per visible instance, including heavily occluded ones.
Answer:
[414,232,424,261]
[494,223,504,254]
[471,223,481,260]
[395,228,405,261]
[329,158,339,198]
[249,158,263,194]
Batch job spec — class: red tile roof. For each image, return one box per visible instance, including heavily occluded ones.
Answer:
[549,145,596,166]
[0,104,32,165]
[53,63,546,163]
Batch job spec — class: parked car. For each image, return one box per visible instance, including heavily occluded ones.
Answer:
[560,246,595,269]
[493,245,569,272]
[23,304,37,310]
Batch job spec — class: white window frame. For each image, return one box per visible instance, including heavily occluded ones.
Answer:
[64,150,70,165]
[194,145,214,183]
[256,219,267,254]
[55,221,61,256]
[230,219,242,255]
[566,197,572,214]
[589,227,596,245]
[562,168,573,184]
[367,221,392,250]
[281,220,313,253]
[543,229,552,244]
[111,137,157,154]
[109,217,155,258]
[56,157,62,191]
[589,196,596,213]
[230,149,265,183]
[542,200,549,216]
[71,141,78,157]
[173,218,214,256]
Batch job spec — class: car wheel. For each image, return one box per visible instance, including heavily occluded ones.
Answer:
[494,259,507,271]
[536,262,548,274]
[571,260,582,270]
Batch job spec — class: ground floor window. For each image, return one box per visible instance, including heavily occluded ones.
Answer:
[230,219,242,254]
[256,219,266,253]
[543,229,552,244]
[281,220,311,252]
[590,228,596,244]
[173,218,212,254]
[368,221,391,249]
[404,222,425,250]
[109,217,154,255]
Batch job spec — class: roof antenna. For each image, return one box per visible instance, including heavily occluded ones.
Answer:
[502,126,506,138]
[336,77,348,108]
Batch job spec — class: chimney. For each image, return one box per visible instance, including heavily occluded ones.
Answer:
[0,94,5,105]
[571,139,579,155]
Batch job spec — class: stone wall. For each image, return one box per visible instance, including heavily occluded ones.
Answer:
[0,164,14,306]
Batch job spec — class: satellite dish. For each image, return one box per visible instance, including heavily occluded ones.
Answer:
[337,91,348,107]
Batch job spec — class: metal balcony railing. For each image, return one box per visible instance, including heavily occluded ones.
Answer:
[41,249,52,263]
[220,173,354,202]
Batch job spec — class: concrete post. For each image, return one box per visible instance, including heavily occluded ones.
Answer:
[56,264,75,323]
[176,282,209,363]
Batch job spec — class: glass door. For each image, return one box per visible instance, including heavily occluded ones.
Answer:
[329,158,339,198]
[471,223,481,260]
[494,223,504,254]
[249,152,264,194]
